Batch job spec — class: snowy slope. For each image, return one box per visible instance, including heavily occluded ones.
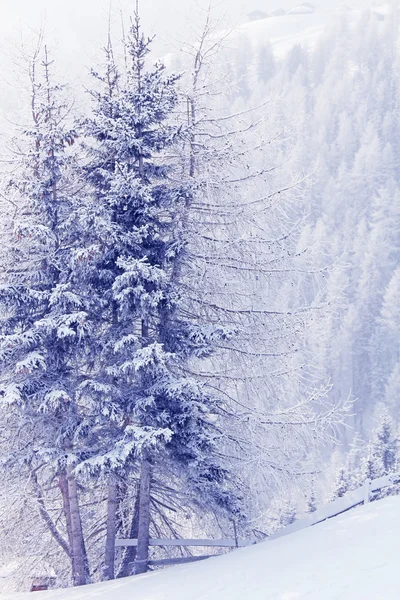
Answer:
[229,5,392,58]
[4,496,400,600]
[165,6,366,69]
[236,12,334,57]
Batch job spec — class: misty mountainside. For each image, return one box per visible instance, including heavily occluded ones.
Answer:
[168,0,400,497]
[203,3,400,441]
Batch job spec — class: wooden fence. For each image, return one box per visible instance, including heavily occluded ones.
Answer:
[115,537,248,548]
[270,472,400,540]
[115,472,400,567]
[115,536,248,567]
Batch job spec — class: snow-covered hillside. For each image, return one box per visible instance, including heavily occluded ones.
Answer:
[236,11,333,57]
[226,4,392,58]
[4,496,400,600]
[216,1,400,447]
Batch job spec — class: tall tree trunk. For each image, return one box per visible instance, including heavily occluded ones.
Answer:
[66,463,89,586]
[31,470,71,558]
[117,489,140,578]
[59,471,74,556]
[103,474,118,580]
[134,456,152,575]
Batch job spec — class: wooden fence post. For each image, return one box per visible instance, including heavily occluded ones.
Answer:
[232,521,238,549]
[364,479,371,504]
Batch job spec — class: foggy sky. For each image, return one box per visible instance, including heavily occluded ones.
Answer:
[0,0,374,126]
[1,0,373,60]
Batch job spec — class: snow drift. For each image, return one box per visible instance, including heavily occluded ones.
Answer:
[3,495,400,600]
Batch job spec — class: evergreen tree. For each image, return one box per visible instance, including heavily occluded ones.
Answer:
[385,364,400,421]
[331,466,351,501]
[257,42,276,85]
[82,13,242,576]
[307,480,317,513]
[286,43,308,78]
[357,407,397,497]
[279,500,297,527]
[0,45,97,585]
[367,405,398,480]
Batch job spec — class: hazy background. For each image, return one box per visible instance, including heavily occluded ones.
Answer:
[1,0,375,59]
[0,0,377,131]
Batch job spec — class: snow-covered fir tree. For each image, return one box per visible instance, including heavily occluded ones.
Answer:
[330,406,400,502]
[332,467,351,501]
[279,500,297,527]
[81,12,243,576]
[0,45,98,585]
[361,406,398,486]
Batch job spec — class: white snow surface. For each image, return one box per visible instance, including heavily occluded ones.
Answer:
[165,6,370,69]
[234,11,333,57]
[4,495,400,599]
[222,5,384,59]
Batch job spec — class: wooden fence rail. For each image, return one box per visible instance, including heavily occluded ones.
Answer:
[115,536,248,567]
[148,556,212,567]
[115,472,400,568]
[115,538,248,548]
[270,472,400,540]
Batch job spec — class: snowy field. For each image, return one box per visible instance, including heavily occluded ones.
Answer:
[4,496,400,600]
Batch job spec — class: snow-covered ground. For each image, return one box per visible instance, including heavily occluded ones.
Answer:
[3,496,400,600]
[236,11,335,57]
[176,4,391,66]
[234,4,392,57]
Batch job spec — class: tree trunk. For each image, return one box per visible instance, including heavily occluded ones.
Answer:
[31,470,71,558]
[59,471,74,556]
[134,456,152,575]
[103,474,118,580]
[66,463,89,586]
[117,489,140,578]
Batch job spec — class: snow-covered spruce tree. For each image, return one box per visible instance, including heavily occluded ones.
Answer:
[329,407,399,503]
[279,500,297,527]
[331,466,351,501]
[306,479,317,513]
[257,42,276,86]
[81,12,242,576]
[329,436,366,501]
[0,44,109,586]
[361,405,398,493]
